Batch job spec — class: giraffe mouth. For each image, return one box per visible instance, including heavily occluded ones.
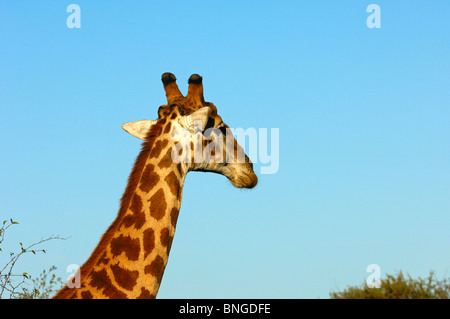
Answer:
[238,171,258,189]
[226,164,258,189]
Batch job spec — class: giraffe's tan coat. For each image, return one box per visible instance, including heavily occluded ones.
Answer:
[53,73,257,299]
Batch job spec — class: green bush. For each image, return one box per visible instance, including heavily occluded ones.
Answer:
[330,271,450,299]
[1,218,65,299]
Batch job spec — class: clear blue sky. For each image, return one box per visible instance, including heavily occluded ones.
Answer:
[1,1,449,298]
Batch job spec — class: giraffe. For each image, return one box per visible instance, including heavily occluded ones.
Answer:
[53,73,258,299]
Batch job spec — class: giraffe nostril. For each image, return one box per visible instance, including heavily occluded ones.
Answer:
[244,157,254,168]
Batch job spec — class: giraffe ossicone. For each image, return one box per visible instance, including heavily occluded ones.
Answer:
[53,73,257,299]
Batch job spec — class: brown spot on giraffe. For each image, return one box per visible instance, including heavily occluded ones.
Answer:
[140,164,160,193]
[149,188,166,220]
[145,255,165,284]
[122,194,146,230]
[150,139,169,158]
[98,251,109,265]
[160,228,169,248]
[111,263,139,291]
[129,194,142,214]
[81,291,93,299]
[170,207,179,228]
[160,227,174,254]
[90,268,127,299]
[110,234,140,261]
[70,290,79,299]
[143,228,155,259]
[163,122,172,134]
[164,171,180,197]
[137,287,154,299]
[158,147,175,169]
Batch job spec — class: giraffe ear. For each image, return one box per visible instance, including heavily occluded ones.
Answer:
[122,119,157,140]
[178,107,211,132]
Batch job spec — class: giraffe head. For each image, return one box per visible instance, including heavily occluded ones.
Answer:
[122,73,258,189]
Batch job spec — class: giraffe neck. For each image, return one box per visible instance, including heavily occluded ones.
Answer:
[54,121,186,299]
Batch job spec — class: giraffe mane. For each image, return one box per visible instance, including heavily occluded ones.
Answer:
[54,119,166,298]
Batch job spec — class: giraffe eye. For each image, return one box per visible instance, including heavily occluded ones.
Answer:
[218,125,227,136]
[202,117,216,133]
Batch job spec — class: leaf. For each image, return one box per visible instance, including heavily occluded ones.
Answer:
[23,272,29,279]
[43,250,46,254]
